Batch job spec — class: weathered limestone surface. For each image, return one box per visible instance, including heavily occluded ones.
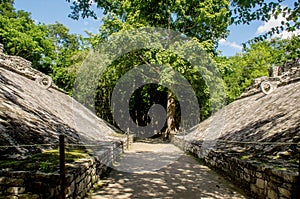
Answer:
[172,59,300,198]
[0,49,128,158]
[0,44,132,198]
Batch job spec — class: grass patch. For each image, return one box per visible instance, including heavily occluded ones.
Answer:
[274,166,287,171]
[240,155,253,160]
[0,148,91,173]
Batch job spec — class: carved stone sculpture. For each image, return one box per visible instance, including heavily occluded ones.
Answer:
[239,58,300,99]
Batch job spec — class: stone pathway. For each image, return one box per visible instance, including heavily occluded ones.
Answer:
[88,143,248,199]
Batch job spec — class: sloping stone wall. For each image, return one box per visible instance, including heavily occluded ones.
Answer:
[0,43,126,158]
[172,58,300,199]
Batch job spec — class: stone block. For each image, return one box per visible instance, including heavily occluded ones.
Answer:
[67,181,76,196]
[250,183,264,196]
[78,180,86,193]
[86,175,91,184]
[256,178,265,189]
[281,182,292,189]
[66,174,75,183]
[250,183,257,192]
[278,187,291,198]
[270,175,283,184]
[18,194,39,199]
[87,182,92,189]
[256,172,263,178]
[6,186,25,194]
[267,189,278,199]
[92,175,98,184]
[75,173,86,184]
[210,161,215,166]
[267,181,278,190]
[282,172,297,183]
[0,177,24,186]
[0,43,3,54]
[244,173,251,182]
[268,189,279,199]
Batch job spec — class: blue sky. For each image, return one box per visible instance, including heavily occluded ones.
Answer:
[14,0,298,57]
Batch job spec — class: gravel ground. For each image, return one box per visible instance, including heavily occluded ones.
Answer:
[88,142,248,199]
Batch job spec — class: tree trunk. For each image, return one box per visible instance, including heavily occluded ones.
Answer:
[164,91,178,140]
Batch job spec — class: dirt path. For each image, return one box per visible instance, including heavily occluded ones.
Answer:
[88,142,248,199]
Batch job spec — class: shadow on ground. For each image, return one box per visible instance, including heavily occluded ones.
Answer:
[88,143,247,199]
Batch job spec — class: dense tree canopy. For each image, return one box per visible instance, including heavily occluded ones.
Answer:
[46,22,88,94]
[68,0,230,51]
[67,0,300,42]
[73,27,225,138]
[0,0,54,73]
[68,0,229,137]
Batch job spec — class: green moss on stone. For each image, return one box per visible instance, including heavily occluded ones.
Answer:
[0,148,91,173]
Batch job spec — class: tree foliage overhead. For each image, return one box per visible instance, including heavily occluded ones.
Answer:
[0,0,298,137]
[0,0,54,73]
[230,0,299,41]
[0,0,89,94]
[46,22,89,94]
[67,0,300,43]
[68,0,231,51]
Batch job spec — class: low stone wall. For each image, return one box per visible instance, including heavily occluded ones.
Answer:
[0,141,124,199]
[172,136,299,199]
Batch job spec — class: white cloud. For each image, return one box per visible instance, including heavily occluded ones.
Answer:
[256,14,300,39]
[256,15,284,34]
[219,39,243,50]
[279,29,300,39]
